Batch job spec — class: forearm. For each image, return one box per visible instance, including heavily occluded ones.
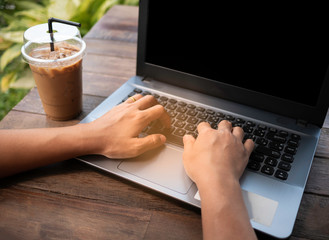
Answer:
[198,178,257,240]
[0,124,95,178]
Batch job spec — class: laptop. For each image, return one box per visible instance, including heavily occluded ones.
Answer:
[77,1,329,238]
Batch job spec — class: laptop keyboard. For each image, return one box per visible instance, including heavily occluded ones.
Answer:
[123,88,301,181]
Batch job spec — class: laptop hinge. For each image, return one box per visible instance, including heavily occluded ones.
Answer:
[296,119,308,127]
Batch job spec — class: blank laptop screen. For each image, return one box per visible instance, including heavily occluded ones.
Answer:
[145,2,329,107]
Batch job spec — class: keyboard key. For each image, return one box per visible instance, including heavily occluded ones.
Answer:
[185,123,197,131]
[255,146,281,158]
[210,122,218,129]
[246,121,255,127]
[196,107,205,112]
[284,146,297,155]
[133,88,142,93]
[128,91,137,97]
[186,109,197,116]
[264,157,278,167]
[279,130,289,137]
[176,106,187,113]
[153,93,160,98]
[261,165,274,175]
[244,134,257,141]
[257,124,267,130]
[177,113,188,121]
[278,161,291,171]
[162,126,175,136]
[254,129,265,137]
[173,128,186,137]
[266,133,286,143]
[197,112,208,120]
[206,109,215,115]
[143,91,152,96]
[287,139,299,147]
[268,127,278,133]
[291,134,301,141]
[275,170,288,180]
[281,153,294,163]
[247,161,261,171]
[187,116,198,124]
[159,96,168,101]
[268,141,284,151]
[166,104,177,110]
[174,120,185,128]
[236,118,245,124]
[168,110,177,118]
[168,99,177,104]
[215,112,225,118]
[250,152,265,162]
[243,126,254,133]
[225,115,235,121]
[178,101,187,107]
[256,138,268,146]
[208,116,220,123]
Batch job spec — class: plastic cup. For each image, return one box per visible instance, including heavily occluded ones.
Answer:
[21,22,86,120]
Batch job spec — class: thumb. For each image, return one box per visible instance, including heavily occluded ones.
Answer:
[183,134,196,152]
[132,134,166,156]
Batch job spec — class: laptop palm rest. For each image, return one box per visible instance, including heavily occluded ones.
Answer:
[118,145,193,194]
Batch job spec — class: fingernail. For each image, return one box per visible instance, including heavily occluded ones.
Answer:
[160,135,166,143]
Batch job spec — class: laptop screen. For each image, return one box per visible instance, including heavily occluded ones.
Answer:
[145,2,328,107]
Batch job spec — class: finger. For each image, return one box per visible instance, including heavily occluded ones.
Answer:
[135,95,159,110]
[133,134,166,156]
[197,121,211,134]
[244,139,255,156]
[183,134,196,152]
[217,120,232,132]
[125,94,143,103]
[142,104,171,128]
[232,126,244,141]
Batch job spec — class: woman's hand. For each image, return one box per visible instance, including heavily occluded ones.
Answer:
[86,94,171,158]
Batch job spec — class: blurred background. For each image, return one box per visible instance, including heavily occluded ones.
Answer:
[0,0,139,120]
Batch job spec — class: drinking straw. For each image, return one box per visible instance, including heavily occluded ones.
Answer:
[48,18,81,51]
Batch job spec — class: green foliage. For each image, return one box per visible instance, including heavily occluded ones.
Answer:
[71,0,139,36]
[0,88,29,120]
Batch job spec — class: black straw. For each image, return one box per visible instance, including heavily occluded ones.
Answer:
[48,18,81,52]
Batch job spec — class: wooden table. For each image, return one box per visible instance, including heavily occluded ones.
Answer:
[1,6,329,240]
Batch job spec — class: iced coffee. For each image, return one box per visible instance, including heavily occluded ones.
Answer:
[21,21,86,120]
[28,42,83,120]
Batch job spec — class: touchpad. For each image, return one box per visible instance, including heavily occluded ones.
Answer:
[117,145,193,194]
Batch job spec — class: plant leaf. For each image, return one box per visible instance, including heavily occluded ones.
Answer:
[9,68,35,89]
[122,0,139,5]
[15,9,48,23]
[91,0,119,25]
[75,0,94,13]
[14,1,45,11]
[47,0,81,20]
[0,38,13,50]
[0,44,22,71]
[0,31,24,43]
[1,72,17,92]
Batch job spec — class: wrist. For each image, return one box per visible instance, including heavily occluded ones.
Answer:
[73,123,100,156]
[196,174,241,201]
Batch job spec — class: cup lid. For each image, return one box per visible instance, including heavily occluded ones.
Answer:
[23,22,81,44]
